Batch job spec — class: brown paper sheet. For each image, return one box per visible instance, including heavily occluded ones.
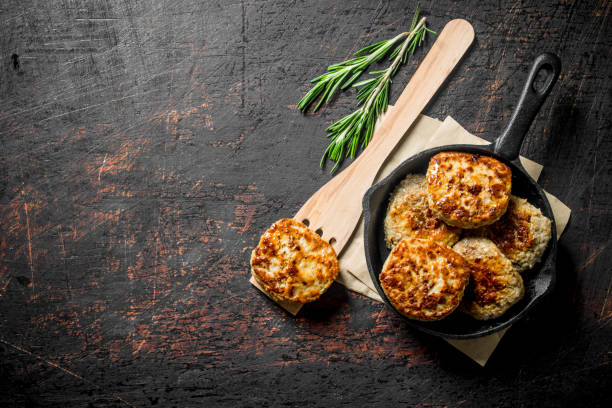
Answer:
[250,109,571,365]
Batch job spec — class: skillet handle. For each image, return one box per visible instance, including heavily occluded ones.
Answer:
[493,53,561,161]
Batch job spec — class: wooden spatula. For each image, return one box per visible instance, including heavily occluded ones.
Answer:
[294,19,475,255]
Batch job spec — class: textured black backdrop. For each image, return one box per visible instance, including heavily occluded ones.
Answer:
[1,0,611,407]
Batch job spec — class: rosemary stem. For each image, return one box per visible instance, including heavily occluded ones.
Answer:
[363,17,427,113]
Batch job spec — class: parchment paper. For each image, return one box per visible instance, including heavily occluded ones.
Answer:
[251,109,571,365]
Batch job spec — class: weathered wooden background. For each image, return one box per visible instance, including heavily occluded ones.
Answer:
[1,0,610,406]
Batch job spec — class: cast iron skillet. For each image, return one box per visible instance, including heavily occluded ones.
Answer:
[363,53,561,339]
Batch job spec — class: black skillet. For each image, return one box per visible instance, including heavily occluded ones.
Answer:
[363,53,562,339]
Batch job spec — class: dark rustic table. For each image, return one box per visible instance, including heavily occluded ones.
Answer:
[1,1,611,407]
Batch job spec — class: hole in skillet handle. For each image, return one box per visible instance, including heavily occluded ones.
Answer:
[494,53,561,163]
[533,65,553,94]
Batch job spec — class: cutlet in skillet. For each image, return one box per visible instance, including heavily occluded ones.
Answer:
[426,152,512,229]
[379,238,471,321]
[384,174,462,249]
[473,195,552,272]
[453,237,524,320]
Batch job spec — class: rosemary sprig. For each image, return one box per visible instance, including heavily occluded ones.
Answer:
[297,3,434,171]
[323,16,434,170]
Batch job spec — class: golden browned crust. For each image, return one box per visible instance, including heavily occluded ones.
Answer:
[453,237,524,320]
[379,238,471,321]
[426,152,512,229]
[384,174,462,249]
[250,218,339,303]
[473,196,552,272]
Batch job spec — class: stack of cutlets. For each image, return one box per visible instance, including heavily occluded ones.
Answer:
[381,152,551,321]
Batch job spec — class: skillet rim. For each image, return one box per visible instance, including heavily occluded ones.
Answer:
[363,143,558,339]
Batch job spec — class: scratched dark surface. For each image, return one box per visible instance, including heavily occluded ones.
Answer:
[1,0,611,407]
